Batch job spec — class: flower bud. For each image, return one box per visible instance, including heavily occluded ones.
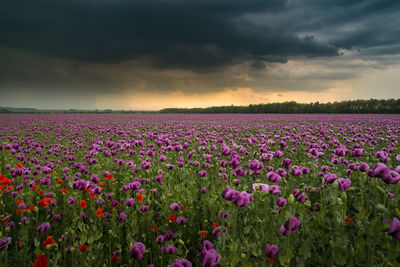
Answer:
[376,204,387,213]
[346,187,356,192]
[332,181,338,189]
[376,186,386,195]
[288,194,295,204]
[178,239,185,245]
[395,208,400,219]
[241,253,246,259]
[341,192,347,201]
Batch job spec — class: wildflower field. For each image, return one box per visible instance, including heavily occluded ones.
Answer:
[0,114,399,267]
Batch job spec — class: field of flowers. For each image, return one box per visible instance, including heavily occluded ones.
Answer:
[0,114,399,267]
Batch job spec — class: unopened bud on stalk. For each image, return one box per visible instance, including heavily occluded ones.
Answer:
[395,208,400,219]
[376,204,387,213]
[376,186,386,195]
[288,194,295,204]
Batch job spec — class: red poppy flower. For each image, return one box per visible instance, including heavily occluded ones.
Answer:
[57,179,63,185]
[150,224,158,232]
[266,257,275,263]
[166,214,175,223]
[137,194,144,202]
[200,230,208,239]
[112,255,120,262]
[43,236,55,248]
[61,188,68,194]
[212,222,218,229]
[344,216,354,224]
[79,200,87,209]
[96,208,105,217]
[99,182,104,187]
[17,163,23,169]
[79,245,88,252]
[39,198,52,208]
[33,254,48,267]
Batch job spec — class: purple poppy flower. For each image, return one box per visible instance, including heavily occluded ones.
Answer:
[52,214,62,221]
[170,203,181,211]
[118,212,127,222]
[177,216,188,225]
[337,178,351,192]
[155,175,163,183]
[125,198,136,207]
[66,197,76,204]
[222,186,239,202]
[162,244,177,255]
[0,237,12,250]
[5,221,15,229]
[277,197,287,207]
[156,235,165,244]
[323,173,337,184]
[129,242,146,260]
[388,217,400,240]
[280,217,301,236]
[281,158,291,168]
[269,185,281,195]
[37,222,51,234]
[140,205,149,212]
[164,230,174,241]
[199,170,207,177]
[201,187,208,194]
[60,234,67,243]
[21,216,30,224]
[198,240,221,267]
[264,244,279,259]
[171,258,192,267]
[232,191,253,207]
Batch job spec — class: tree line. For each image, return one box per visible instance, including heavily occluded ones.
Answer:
[160,99,400,114]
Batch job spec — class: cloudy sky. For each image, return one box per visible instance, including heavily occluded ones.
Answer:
[0,0,399,110]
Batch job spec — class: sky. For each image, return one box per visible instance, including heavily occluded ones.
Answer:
[0,0,399,110]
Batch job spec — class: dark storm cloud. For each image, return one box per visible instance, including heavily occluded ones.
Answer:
[0,0,346,71]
